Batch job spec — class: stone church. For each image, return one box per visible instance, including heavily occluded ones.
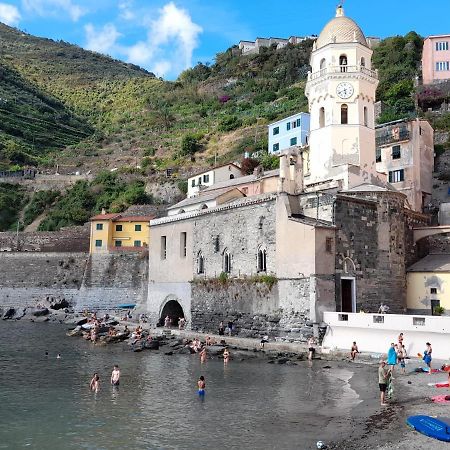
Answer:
[146,6,431,338]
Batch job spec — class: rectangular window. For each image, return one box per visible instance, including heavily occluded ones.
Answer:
[95,239,102,248]
[115,225,123,231]
[290,137,298,146]
[436,61,450,71]
[180,232,187,258]
[286,122,291,131]
[375,148,381,163]
[198,177,202,185]
[392,145,401,159]
[115,240,122,247]
[292,121,297,129]
[325,237,333,253]
[273,143,280,152]
[389,169,404,183]
[203,174,210,183]
[134,240,141,247]
[296,118,301,127]
[430,287,437,294]
[96,223,103,230]
[161,236,167,260]
[436,41,449,51]
[273,126,279,135]
[191,179,195,187]
[135,224,142,232]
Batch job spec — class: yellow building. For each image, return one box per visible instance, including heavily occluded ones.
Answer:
[407,254,450,315]
[89,212,153,253]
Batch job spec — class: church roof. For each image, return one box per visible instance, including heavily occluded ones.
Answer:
[167,187,243,210]
[342,183,396,193]
[316,6,367,50]
[407,254,450,273]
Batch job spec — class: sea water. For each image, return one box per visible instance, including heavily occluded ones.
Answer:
[0,322,360,449]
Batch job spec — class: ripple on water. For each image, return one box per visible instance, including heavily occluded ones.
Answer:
[0,322,361,449]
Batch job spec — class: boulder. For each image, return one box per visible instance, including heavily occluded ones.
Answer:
[176,346,192,355]
[50,298,70,310]
[169,340,183,348]
[276,357,289,365]
[31,308,49,317]
[31,316,50,323]
[67,326,83,337]
[207,345,226,356]
[105,334,129,344]
[76,318,88,326]
[164,351,173,356]
[2,308,16,320]
[145,340,160,350]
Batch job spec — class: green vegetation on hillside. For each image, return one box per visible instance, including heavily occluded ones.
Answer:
[23,190,60,226]
[0,184,26,231]
[38,172,154,231]
[372,32,423,123]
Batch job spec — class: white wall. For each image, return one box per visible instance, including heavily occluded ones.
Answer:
[322,312,450,359]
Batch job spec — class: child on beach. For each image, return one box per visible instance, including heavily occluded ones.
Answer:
[350,342,359,361]
[423,342,432,374]
[397,345,406,374]
[90,373,100,392]
[197,376,205,397]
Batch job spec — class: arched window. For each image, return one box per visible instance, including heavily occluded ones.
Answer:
[319,107,325,128]
[223,249,231,273]
[360,57,366,68]
[320,58,326,70]
[257,246,267,272]
[341,104,348,124]
[363,106,368,127]
[197,251,205,274]
[179,209,185,214]
[339,54,348,72]
[230,174,235,179]
[200,204,208,210]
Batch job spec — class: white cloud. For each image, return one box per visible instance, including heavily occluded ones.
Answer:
[121,2,202,76]
[152,60,172,78]
[118,0,135,21]
[85,23,121,54]
[0,3,21,26]
[22,0,86,22]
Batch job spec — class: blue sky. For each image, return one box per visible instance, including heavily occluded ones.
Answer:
[0,0,449,79]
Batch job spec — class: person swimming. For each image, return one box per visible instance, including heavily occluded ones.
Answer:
[197,376,205,396]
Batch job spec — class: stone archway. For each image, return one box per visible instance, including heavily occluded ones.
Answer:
[159,299,184,327]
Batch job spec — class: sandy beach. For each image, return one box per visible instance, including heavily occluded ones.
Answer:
[329,358,450,449]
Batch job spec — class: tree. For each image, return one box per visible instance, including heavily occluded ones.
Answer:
[181,134,200,156]
[240,157,260,175]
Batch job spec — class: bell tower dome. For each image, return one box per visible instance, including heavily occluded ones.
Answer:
[305,5,380,190]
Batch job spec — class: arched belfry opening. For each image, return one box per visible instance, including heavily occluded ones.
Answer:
[159,299,184,327]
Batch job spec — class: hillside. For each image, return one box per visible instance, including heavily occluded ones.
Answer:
[1,25,444,231]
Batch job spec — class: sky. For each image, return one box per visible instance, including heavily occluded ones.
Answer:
[0,0,449,80]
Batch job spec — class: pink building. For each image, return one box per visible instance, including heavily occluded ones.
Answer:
[422,35,450,85]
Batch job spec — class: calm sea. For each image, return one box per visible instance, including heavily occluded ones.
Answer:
[0,322,360,449]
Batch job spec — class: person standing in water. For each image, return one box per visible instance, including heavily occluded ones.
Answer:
[223,348,230,364]
[197,376,205,397]
[90,373,100,393]
[200,347,207,364]
[111,365,120,386]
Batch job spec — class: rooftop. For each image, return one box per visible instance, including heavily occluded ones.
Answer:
[188,162,242,179]
[203,169,279,193]
[90,213,154,222]
[407,254,450,272]
[316,6,367,50]
[168,187,243,210]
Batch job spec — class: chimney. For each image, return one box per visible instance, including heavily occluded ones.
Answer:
[101,208,106,215]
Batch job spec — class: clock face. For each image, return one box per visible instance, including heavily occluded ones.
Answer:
[336,82,354,99]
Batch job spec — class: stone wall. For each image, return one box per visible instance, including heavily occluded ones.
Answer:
[192,199,277,277]
[191,278,313,340]
[0,252,148,311]
[333,192,429,314]
[0,226,89,252]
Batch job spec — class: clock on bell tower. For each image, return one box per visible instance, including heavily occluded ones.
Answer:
[305,5,380,190]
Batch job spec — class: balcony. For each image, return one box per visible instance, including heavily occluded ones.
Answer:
[307,65,378,81]
[375,129,410,147]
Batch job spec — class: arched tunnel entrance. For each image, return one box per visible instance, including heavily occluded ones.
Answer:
[159,300,184,327]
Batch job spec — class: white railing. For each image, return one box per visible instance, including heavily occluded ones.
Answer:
[308,65,378,81]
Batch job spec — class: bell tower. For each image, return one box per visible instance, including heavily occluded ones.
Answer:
[305,5,380,190]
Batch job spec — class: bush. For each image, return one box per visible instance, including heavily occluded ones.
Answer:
[241,157,260,175]
[259,152,279,170]
[23,190,60,226]
[218,115,242,132]
[218,272,229,284]
[181,134,200,156]
[177,180,188,195]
